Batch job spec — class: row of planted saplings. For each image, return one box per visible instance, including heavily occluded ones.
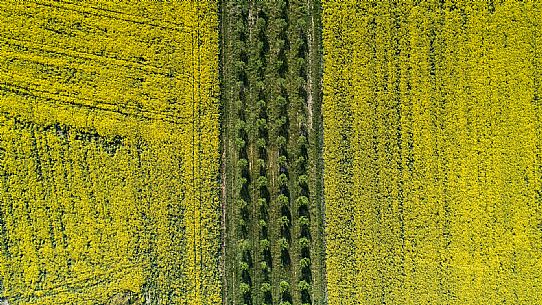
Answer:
[253,9,274,305]
[231,3,260,303]
[256,95,273,305]
[276,90,294,305]
[289,24,313,303]
[287,4,314,303]
[234,14,253,302]
[295,129,312,305]
[236,110,253,305]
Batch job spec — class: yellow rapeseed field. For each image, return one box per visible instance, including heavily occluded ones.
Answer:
[322,1,542,304]
[3,0,542,304]
[0,1,220,304]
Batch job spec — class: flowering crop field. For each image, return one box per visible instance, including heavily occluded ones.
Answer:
[322,1,542,304]
[2,1,542,305]
[0,1,220,304]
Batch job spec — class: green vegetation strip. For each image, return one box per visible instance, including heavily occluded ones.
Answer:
[221,0,326,304]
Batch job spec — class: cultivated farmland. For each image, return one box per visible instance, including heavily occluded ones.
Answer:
[0,1,220,304]
[2,1,542,305]
[221,0,326,304]
[322,1,542,304]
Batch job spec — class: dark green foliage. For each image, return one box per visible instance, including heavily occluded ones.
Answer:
[222,0,326,304]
